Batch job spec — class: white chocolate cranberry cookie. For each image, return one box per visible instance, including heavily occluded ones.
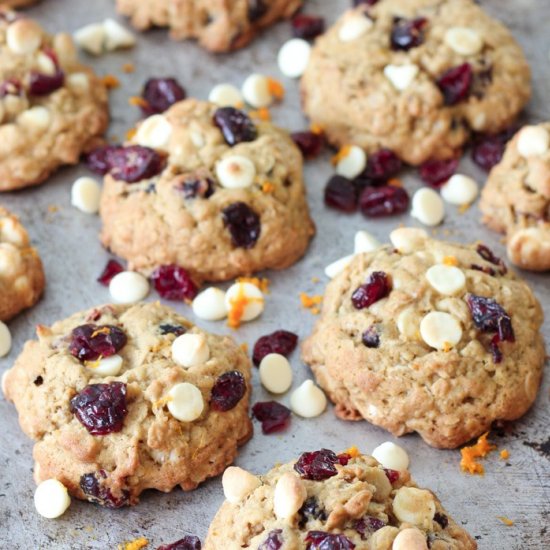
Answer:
[97,99,315,282]
[0,1,37,8]
[302,228,545,449]
[0,206,44,321]
[0,11,108,191]
[204,449,477,549]
[480,122,550,271]
[3,302,252,506]
[301,0,531,165]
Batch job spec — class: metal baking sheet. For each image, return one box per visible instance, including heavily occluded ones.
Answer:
[0,0,548,548]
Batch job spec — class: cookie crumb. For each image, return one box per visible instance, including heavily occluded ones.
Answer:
[460,432,497,475]
[497,516,514,526]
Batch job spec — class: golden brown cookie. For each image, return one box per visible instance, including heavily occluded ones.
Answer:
[0,0,37,7]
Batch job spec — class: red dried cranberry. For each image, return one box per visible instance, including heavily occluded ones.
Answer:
[291,14,325,40]
[466,294,514,343]
[141,77,186,116]
[258,529,283,550]
[471,264,496,277]
[294,449,340,481]
[151,264,198,301]
[159,324,186,336]
[359,185,409,217]
[87,145,116,175]
[337,453,351,465]
[181,178,215,199]
[362,326,380,348]
[353,0,378,5]
[384,468,400,483]
[437,63,473,105]
[157,536,201,550]
[391,17,427,50]
[490,335,503,364]
[418,158,459,187]
[29,70,64,96]
[213,107,257,146]
[97,259,124,286]
[305,531,355,550]
[0,78,22,97]
[79,471,130,508]
[222,202,261,248]
[476,244,507,274]
[252,330,298,366]
[354,516,386,539]
[70,382,128,436]
[108,145,166,183]
[69,324,127,362]
[210,371,246,411]
[299,497,327,528]
[324,175,358,212]
[434,512,449,529]
[471,127,516,171]
[351,271,391,310]
[252,401,291,434]
[248,0,268,21]
[291,131,325,159]
[356,149,402,187]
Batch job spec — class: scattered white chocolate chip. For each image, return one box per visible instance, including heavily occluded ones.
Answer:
[225,282,264,322]
[420,311,462,350]
[426,265,466,295]
[222,466,261,504]
[259,353,293,394]
[392,528,429,550]
[392,487,436,529]
[444,27,483,56]
[71,176,101,214]
[134,114,172,151]
[75,19,135,55]
[290,380,327,418]
[336,145,367,179]
[34,479,71,519]
[7,19,42,55]
[390,227,428,253]
[109,271,149,304]
[242,74,272,108]
[273,473,307,520]
[216,155,256,189]
[411,188,445,226]
[171,333,210,368]
[277,38,311,78]
[396,307,418,339]
[372,441,410,471]
[324,254,354,279]
[167,382,204,422]
[517,125,550,157]
[192,287,228,321]
[103,18,136,51]
[338,13,373,42]
[208,83,244,107]
[440,174,479,205]
[17,106,51,131]
[384,64,419,91]
[354,230,381,254]
[35,51,56,76]
[73,23,105,55]
[0,321,12,358]
[87,354,123,377]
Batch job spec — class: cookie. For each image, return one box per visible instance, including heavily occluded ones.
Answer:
[0,206,44,321]
[1,1,37,7]
[116,0,302,52]
[301,228,545,449]
[480,123,550,271]
[204,448,477,549]
[98,99,315,281]
[0,11,108,191]
[3,301,252,506]
[301,0,531,166]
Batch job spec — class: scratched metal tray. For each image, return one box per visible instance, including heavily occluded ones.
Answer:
[0,0,548,548]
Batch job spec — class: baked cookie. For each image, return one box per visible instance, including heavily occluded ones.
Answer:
[0,1,37,8]
[301,0,531,166]
[3,301,252,506]
[302,228,545,449]
[0,11,108,191]
[116,0,302,52]
[205,449,477,549]
[98,99,315,281]
[0,206,44,321]
[480,123,550,271]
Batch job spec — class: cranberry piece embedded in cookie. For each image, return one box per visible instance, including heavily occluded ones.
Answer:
[79,472,130,508]
[213,107,258,146]
[248,0,268,21]
[391,17,428,51]
[221,202,261,249]
[69,324,127,362]
[108,145,166,184]
[383,468,400,483]
[0,78,22,97]
[353,0,379,5]
[471,127,516,171]
[354,516,386,539]
[141,77,186,116]
[97,259,124,286]
[291,14,325,40]
[304,531,355,550]
[157,536,202,550]
[362,326,380,348]
[252,330,298,366]
[418,158,459,187]
[466,294,515,343]
[291,131,325,159]
[359,185,409,217]
[351,271,391,310]
[434,512,449,529]
[437,63,473,105]
[29,70,64,96]
[294,449,340,480]
[258,530,283,550]
[324,175,358,212]
[356,149,402,187]
[70,382,128,436]
[159,324,187,336]
[210,371,246,412]
[476,244,507,274]
[87,145,118,175]
[298,497,327,528]
[151,264,198,301]
[181,177,215,199]
[252,401,291,434]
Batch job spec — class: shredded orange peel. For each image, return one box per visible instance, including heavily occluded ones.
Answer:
[460,432,497,475]
[310,123,324,135]
[497,516,514,526]
[249,107,271,121]
[261,181,275,194]
[331,145,352,165]
[129,96,149,108]
[300,292,322,309]
[227,282,265,329]
[344,446,361,458]
[267,77,285,100]
[443,255,459,266]
[102,74,120,89]
[237,277,270,293]
[119,537,148,550]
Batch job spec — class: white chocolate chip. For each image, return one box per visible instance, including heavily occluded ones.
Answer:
[73,23,106,55]
[0,218,25,246]
[426,265,466,295]
[109,271,149,304]
[192,287,228,321]
[420,311,462,350]
[216,155,256,189]
[290,380,327,418]
[34,479,71,519]
[444,27,483,56]
[66,72,90,92]
[338,14,373,42]
[0,321,12,358]
[390,227,428,253]
[440,174,479,205]
[384,64,419,91]
[17,106,51,131]
[7,19,42,55]
[372,442,410,471]
[324,254,354,279]
[354,230,381,254]
[171,333,210,368]
[273,473,307,520]
[396,307,418,339]
[35,51,56,76]
[103,18,136,51]
[336,145,367,179]
[277,38,311,78]
[241,74,272,108]
[208,83,243,107]
[88,354,123,377]
[259,353,293,394]
[71,176,101,214]
[411,188,445,226]
[167,382,204,422]
[222,466,261,504]
[134,114,172,151]
[392,487,436,529]
[225,282,264,322]
[392,528,429,550]
[517,125,550,157]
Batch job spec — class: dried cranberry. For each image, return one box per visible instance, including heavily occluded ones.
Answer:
[384,468,400,483]
[181,178,215,199]
[157,536,201,550]
[213,107,257,146]
[476,244,507,274]
[159,324,186,336]
[434,512,449,529]
[222,202,261,248]
[437,63,473,105]
[299,497,327,528]
[151,264,198,301]
[108,145,166,183]
[490,335,503,364]
[0,78,22,96]
[97,259,124,286]
[351,271,391,310]
[359,185,409,217]
[353,0,378,5]
[466,294,514,343]
[354,517,386,539]
[294,449,340,481]
[471,127,516,171]
[291,131,325,159]
[29,70,64,96]
[248,0,268,21]
[356,149,402,187]
[210,371,246,411]
[324,175,358,212]
[252,330,298,366]
[34,375,44,386]
[362,326,380,348]
[391,17,427,50]
[418,158,459,187]
[141,77,186,115]
[252,401,291,434]
[471,264,496,277]
[79,471,130,508]
[87,145,115,175]
[69,324,127,362]
[291,14,325,40]
[337,453,351,465]
[70,382,128,436]
[305,531,355,550]
[258,529,283,550]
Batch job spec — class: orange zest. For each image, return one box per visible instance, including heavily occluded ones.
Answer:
[388,178,402,187]
[261,181,275,194]
[497,516,514,527]
[458,202,472,214]
[249,107,271,121]
[240,342,249,354]
[443,255,459,266]
[227,284,265,329]
[331,145,351,165]
[267,77,285,101]
[102,74,120,89]
[152,395,173,410]
[310,123,324,135]
[119,537,148,550]
[122,63,135,73]
[500,449,510,460]
[126,127,137,140]
[91,327,111,338]
[129,96,149,108]
[300,292,322,311]
[237,277,270,293]
[460,432,497,475]
[344,446,360,458]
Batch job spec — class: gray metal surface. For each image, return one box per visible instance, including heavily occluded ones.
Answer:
[0,0,548,548]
